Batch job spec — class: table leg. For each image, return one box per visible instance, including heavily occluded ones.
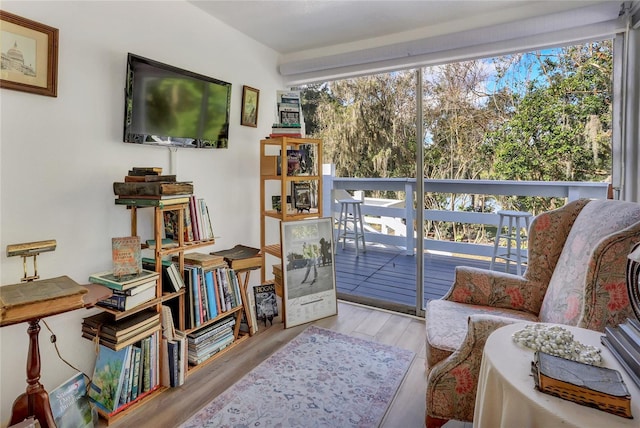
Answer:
[10,319,56,428]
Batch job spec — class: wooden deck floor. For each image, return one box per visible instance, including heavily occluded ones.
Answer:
[333,242,516,313]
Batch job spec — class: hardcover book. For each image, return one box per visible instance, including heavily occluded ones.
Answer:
[174,252,225,269]
[163,211,180,240]
[254,283,278,326]
[50,372,97,428]
[124,174,176,182]
[287,150,302,176]
[88,269,158,291]
[112,236,142,277]
[115,197,190,208]
[211,244,262,271]
[0,276,87,327]
[96,284,156,312]
[531,351,632,418]
[88,345,132,414]
[128,167,162,176]
[113,181,193,197]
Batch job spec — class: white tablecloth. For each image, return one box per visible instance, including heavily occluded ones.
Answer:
[473,323,640,427]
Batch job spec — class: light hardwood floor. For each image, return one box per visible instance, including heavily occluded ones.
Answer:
[103,301,471,428]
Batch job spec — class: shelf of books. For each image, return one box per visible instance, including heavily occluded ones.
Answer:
[259,137,323,282]
[84,167,253,424]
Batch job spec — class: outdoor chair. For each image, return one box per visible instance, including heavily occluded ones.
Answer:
[424,198,640,427]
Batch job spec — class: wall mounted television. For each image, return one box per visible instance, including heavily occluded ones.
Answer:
[123,53,231,149]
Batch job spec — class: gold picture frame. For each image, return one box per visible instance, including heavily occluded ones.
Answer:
[241,85,259,127]
[0,10,58,97]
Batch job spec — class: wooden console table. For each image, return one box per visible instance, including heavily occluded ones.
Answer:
[1,278,111,428]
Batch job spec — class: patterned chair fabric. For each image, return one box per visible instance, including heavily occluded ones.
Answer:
[425,198,640,426]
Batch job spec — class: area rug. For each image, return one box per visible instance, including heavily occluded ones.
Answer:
[180,325,415,428]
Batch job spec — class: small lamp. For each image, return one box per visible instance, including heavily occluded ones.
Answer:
[6,239,57,282]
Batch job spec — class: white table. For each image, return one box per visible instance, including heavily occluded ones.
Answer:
[473,323,640,427]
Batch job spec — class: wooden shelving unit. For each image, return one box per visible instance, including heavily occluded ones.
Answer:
[92,199,251,424]
[259,137,323,284]
[128,203,251,375]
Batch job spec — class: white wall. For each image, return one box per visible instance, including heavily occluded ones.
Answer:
[0,1,282,421]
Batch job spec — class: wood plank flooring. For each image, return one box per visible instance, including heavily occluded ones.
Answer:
[100,301,470,428]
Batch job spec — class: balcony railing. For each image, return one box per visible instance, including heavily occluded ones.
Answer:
[322,164,609,257]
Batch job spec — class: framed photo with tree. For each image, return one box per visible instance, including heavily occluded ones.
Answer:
[280,218,337,328]
[241,85,259,127]
[0,10,58,97]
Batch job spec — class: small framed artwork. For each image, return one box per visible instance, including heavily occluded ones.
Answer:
[0,11,59,97]
[280,218,336,328]
[241,85,259,127]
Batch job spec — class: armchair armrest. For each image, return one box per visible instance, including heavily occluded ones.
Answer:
[444,266,543,315]
[426,314,521,422]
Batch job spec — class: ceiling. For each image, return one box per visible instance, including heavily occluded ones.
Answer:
[190,1,621,55]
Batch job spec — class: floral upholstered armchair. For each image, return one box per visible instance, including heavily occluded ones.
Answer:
[424,198,640,428]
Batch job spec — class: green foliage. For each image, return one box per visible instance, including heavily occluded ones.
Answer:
[300,40,613,217]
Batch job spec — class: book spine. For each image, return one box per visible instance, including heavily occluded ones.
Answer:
[184,204,194,242]
[183,267,194,329]
[168,340,178,387]
[204,204,214,240]
[189,196,200,241]
[216,269,227,312]
[97,295,126,311]
[196,198,205,241]
[142,337,151,393]
[190,267,202,327]
[131,346,141,401]
[205,270,218,319]
[118,349,133,407]
[198,268,209,323]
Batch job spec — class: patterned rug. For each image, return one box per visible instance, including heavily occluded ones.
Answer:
[180,325,415,428]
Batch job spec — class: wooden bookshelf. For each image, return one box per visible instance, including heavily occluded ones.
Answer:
[259,137,323,283]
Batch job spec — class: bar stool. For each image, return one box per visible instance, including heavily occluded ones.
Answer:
[336,198,366,256]
[490,210,532,275]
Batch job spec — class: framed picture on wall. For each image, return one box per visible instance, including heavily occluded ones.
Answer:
[0,10,58,97]
[280,218,337,328]
[241,85,259,127]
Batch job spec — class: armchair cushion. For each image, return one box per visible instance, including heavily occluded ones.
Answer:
[425,294,538,369]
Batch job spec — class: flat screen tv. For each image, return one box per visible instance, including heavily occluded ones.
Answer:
[123,53,231,149]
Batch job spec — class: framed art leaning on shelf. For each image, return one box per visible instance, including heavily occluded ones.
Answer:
[280,218,337,328]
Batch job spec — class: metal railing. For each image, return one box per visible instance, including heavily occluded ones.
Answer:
[322,165,609,256]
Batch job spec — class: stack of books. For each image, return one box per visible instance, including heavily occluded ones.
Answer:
[211,244,262,271]
[113,167,193,208]
[270,90,302,138]
[81,309,161,350]
[602,318,640,389]
[186,316,236,365]
[141,258,185,294]
[89,269,159,312]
